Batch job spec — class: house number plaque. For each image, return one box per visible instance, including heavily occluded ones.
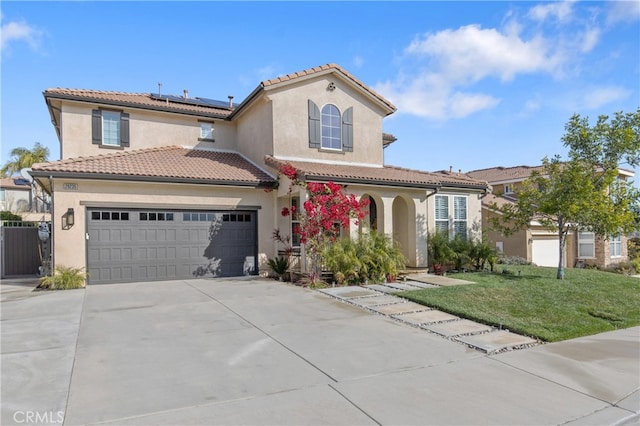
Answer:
[63,183,78,191]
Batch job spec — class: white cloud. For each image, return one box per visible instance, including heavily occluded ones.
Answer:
[1,18,42,51]
[528,1,575,23]
[606,1,640,24]
[406,24,562,83]
[579,27,600,53]
[376,23,565,120]
[582,86,631,109]
[352,55,364,68]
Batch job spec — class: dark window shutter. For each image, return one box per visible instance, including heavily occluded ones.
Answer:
[342,107,353,152]
[92,110,102,145]
[120,112,130,147]
[308,100,320,149]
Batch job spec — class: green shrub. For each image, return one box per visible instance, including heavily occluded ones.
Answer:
[322,231,406,285]
[427,231,455,273]
[469,238,499,271]
[39,266,87,290]
[604,261,636,276]
[0,211,22,221]
[267,256,290,280]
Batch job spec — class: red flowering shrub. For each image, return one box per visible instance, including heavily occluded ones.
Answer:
[275,162,369,283]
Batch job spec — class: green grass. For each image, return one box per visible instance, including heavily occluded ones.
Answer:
[398,265,640,342]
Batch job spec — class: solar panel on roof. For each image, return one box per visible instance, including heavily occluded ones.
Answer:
[149,93,233,109]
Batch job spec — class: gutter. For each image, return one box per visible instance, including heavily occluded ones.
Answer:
[28,170,277,189]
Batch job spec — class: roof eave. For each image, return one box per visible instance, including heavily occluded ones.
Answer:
[42,92,230,120]
[29,170,277,189]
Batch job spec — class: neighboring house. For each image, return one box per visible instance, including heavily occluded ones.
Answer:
[467,165,633,269]
[0,177,32,213]
[31,63,489,284]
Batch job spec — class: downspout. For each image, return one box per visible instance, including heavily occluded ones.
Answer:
[425,186,441,268]
[49,176,55,286]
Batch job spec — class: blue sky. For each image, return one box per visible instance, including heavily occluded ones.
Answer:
[2,1,639,178]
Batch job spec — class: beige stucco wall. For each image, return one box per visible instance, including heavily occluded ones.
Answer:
[50,178,276,273]
[267,76,386,166]
[235,95,275,169]
[59,102,237,159]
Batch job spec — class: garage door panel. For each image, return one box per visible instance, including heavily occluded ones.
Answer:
[87,209,257,284]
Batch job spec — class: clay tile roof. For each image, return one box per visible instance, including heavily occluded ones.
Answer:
[481,193,514,209]
[43,88,232,118]
[31,146,276,187]
[261,63,396,113]
[466,165,544,183]
[265,156,488,190]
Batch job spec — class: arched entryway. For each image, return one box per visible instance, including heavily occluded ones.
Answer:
[392,195,417,266]
[361,193,382,231]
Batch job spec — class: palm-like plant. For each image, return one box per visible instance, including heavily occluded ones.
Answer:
[1,143,50,177]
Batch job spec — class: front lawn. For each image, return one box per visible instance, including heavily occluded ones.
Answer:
[398,265,640,342]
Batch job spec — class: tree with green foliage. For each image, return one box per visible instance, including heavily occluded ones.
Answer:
[1,142,50,177]
[490,109,640,279]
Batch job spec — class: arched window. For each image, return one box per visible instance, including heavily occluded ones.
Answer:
[321,104,341,150]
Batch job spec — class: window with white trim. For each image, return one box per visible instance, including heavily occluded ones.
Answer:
[578,231,595,258]
[92,109,129,147]
[435,195,449,234]
[453,196,467,239]
[504,184,513,194]
[199,122,214,140]
[321,104,341,150]
[610,235,622,257]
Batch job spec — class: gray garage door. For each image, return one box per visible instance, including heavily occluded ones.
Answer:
[87,209,257,284]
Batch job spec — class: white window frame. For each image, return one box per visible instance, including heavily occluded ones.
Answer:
[321,104,341,150]
[199,122,214,140]
[434,195,449,235]
[453,196,468,239]
[504,184,513,194]
[102,110,121,146]
[610,234,622,257]
[577,231,595,258]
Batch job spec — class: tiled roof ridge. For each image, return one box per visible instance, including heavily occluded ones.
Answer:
[45,87,151,97]
[384,163,480,183]
[261,63,396,112]
[466,164,537,174]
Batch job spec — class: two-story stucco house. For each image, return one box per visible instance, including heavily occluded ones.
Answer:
[467,165,633,269]
[31,64,489,284]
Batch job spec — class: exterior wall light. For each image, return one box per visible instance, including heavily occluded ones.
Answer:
[62,208,75,230]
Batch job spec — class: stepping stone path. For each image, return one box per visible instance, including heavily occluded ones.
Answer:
[318,275,541,354]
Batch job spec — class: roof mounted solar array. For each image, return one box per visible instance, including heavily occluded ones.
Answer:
[149,94,235,110]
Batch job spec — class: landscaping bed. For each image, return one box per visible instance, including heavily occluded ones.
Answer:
[398,265,640,342]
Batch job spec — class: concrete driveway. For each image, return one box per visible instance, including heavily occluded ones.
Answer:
[1,277,639,425]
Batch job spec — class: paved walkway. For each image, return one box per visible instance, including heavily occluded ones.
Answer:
[2,277,638,425]
[320,273,540,353]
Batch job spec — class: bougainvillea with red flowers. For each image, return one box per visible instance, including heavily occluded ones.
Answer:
[277,162,369,282]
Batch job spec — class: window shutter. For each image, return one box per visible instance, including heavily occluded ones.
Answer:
[92,110,102,145]
[120,112,130,147]
[308,100,320,148]
[342,107,353,152]
[454,196,467,220]
[435,196,448,220]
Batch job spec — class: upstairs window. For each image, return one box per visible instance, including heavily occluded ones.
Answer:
[199,122,214,141]
[308,100,353,152]
[92,109,129,148]
[321,104,341,150]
